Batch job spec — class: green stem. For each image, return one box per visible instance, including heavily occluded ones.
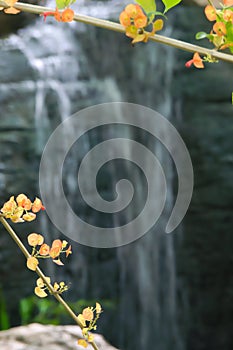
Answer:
[0,1,233,64]
[0,215,100,350]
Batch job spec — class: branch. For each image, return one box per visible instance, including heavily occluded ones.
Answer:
[0,215,100,350]
[0,1,233,64]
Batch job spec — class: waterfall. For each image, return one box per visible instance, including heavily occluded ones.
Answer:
[0,3,184,349]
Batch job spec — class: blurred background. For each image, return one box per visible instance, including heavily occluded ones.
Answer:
[0,1,233,350]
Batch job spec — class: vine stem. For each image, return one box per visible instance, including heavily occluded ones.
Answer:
[0,1,233,64]
[0,215,100,350]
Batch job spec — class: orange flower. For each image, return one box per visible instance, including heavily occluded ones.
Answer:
[61,8,74,22]
[51,239,63,249]
[39,243,50,256]
[49,240,62,259]
[1,196,17,217]
[185,52,204,69]
[220,42,233,50]
[223,0,233,5]
[16,194,27,206]
[204,5,217,21]
[28,233,44,246]
[125,4,143,18]
[82,307,94,321]
[32,197,45,213]
[66,245,72,257]
[223,9,233,22]
[1,194,44,223]
[16,194,32,210]
[42,8,61,22]
[213,22,227,36]
[134,14,148,29]
[119,11,131,27]
[50,247,61,259]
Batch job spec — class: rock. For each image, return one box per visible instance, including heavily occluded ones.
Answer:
[0,323,119,350]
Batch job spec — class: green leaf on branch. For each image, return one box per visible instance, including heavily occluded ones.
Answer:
[195,32,208,40]
[55,0,76,10]
[162,0,182,14]
[135,0,156,15]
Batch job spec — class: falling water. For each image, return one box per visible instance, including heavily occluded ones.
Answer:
[0,2,184,349]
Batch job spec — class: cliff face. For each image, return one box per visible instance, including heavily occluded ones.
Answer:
[172,6,233,350]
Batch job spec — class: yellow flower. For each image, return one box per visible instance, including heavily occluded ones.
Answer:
[82,307,94,321]
[95,302,102,314]
[0,0,20,14]
[36,277,51,288]
[34,286,48,298]
[27,256,39,271]
[77,339,88,348]
[77,314,86,327]
[88,333,94,342]
[23,212,36,222]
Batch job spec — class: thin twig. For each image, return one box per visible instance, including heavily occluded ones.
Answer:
[0,215,100,350]
[0,1,233,64]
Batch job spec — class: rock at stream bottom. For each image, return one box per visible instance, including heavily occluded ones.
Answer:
[0,323,119,350]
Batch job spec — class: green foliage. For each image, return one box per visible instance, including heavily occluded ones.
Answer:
[135,0,156,15]
[19,296,115,326]
[162,0,182,14]
[195,31,208,40]
[0,288,10,330]
[55,0,76,10]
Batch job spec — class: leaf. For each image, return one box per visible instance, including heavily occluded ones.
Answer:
[195,32,208,40]
[135,0,156,15]
[56,0,67,10]
[162,0,182,14]
[56,0,74,9]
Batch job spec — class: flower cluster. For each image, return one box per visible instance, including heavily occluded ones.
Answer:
[42,7,74,22]
[185,52,218,69]
[203,1,233,52]
[0,194,45,223]
[187,0,233,68]
[26,233,72,271]
[34,277,69,298]
[77,303,102,348]
[119,4,163,44]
